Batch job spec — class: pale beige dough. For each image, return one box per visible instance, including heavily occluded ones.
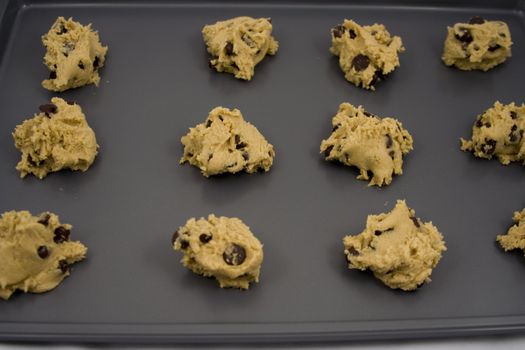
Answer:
[0,210,87,300]
[461,101,525,165]
[172,215,263,289]
[42,16,108,92]
[497,208,525,255]
[330,19,404,90]
[12,97,99,179]
[442,16,512,71]
[203,16,278,80]
[343,200,446,291]
[320,103,413,187]
[180,107,275,177]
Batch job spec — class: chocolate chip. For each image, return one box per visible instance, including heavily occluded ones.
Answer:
[234,135,241,144]
[199,233,212,243]
[236,142,247,150]
[57,24,67,35]
[347,247,359,256]
[37,246,49,259]
[469,16,485,25]
[324,145,334,158]
[484,122,491,128]
[410,217,420,228]
[58,260,69,274]
[455,28,473,43]
[223,244,246,265]
[218,115,223,121]
[332,124,341,132]
[511,124,517,132]
[488,44,501,52]
[180,240,189,249]
[332,25,345,38]
[389,150,395,159]
[510,111,517,119]
[66,100,76,105]
[53,226,70,244]
[351,54,370,72]
[225,42,234,55]
[242,152,249,161]
[93,56,100,69]
[482,139,497,155]
[38,213,51,226]
[49,71,57,79]
[509,132,518,143]
[374,230,382,236]
[206,120,212,127]
[476,119,483,128]
[78,61,85,69]
[348,29,356,39]
[363,111,374,117]
[39,103,58,116]
[172,230,179,245]
[370,70,386,86]
[385,134,393,148]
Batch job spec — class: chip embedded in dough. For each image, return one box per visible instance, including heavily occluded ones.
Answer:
[42,16,108,91]
[12,97,99,179]
[180,107,275,177]
[442,16,512,71]
[0,210,87,300]
[203,16,278,80]
[172,215,264,289]
[497,208,525,256]
[320,103,413,187]
[343,200,446,291]
[330,19,404,90]
[460,101,525,165]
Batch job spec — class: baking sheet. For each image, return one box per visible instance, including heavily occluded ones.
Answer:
[1,0,525,343]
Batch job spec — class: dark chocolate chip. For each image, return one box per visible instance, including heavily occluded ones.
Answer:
[374,230,382,236]
[199,233,212,243]
[234,135,241,144]
[242,152,249,161]
[469,16,485,25]
[225,42,234,55]
[476,119,483,128]
[332,124,341,132]
[324,145,334,158]
[347,247,359,256]
[488,44,501,52]
[389,150,395,159]
[206,120,212,127]
[484,122,491,128]
[57,24,67,35]
[509,132,518,143]
[236,142,247,150]
[53,226,70,244]
[332,25,345,38]
[348,29,356,39]
[78,61,85,69]
[511,124,518,132]
[93,56,100,69]
[370,70,386,86]
[171,230,179,245]
[510,111,517,119]
[37,246,49,259]
[223,244,246,265]
[180,240,189,249]
[351,54,370,72]
[58,260,69,274]
[49,71,57,79]
[482,139,497,155]
[385,134,393,148]
[38,213,51,226]
[39,103,58,116]
[410,217,420,228]
[187,152,193,158]
[363,111,373,117]
[455,28,473,43]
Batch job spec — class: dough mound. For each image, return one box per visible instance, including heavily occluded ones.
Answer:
[343,200,446,291]
[461,101,525,165]
[320,103,413,187]
[180,107,275,177]
[203,16,278,80]
[172,215,263,289]
[442,16,512,71]
[497,208,525,255]
[12,97,99,179]
[330,19,404,90]
[42,16,108,91]
[0,210,87,300]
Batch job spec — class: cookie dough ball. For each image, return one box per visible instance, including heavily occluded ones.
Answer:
[461,101,525,165]
[497,208,525,255]
[320,103,413,187]
[42,16,108,91]
[442,16,512,71]
[172,215,263,289]
[343,200,446,291]
[180,107,275,177]
[12,97,99,179]
[329,19,404,90]
[203,16,278,80]
[0,211,87,300]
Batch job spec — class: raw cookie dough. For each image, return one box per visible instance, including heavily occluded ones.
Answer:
[42,16,108,92]
[330,19,404,90]
[460,101,525,165]
[0,210,87,300]
[203,16,278,80]
[12,97,99,179]
[442,16,512,71]
[343,200,446,291]
[180,107,275,177]
[320,103,413,187]
[172,215,263,289]
[497,208,525,256]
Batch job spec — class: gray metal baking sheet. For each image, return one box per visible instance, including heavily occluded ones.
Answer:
[1,0,525,343]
